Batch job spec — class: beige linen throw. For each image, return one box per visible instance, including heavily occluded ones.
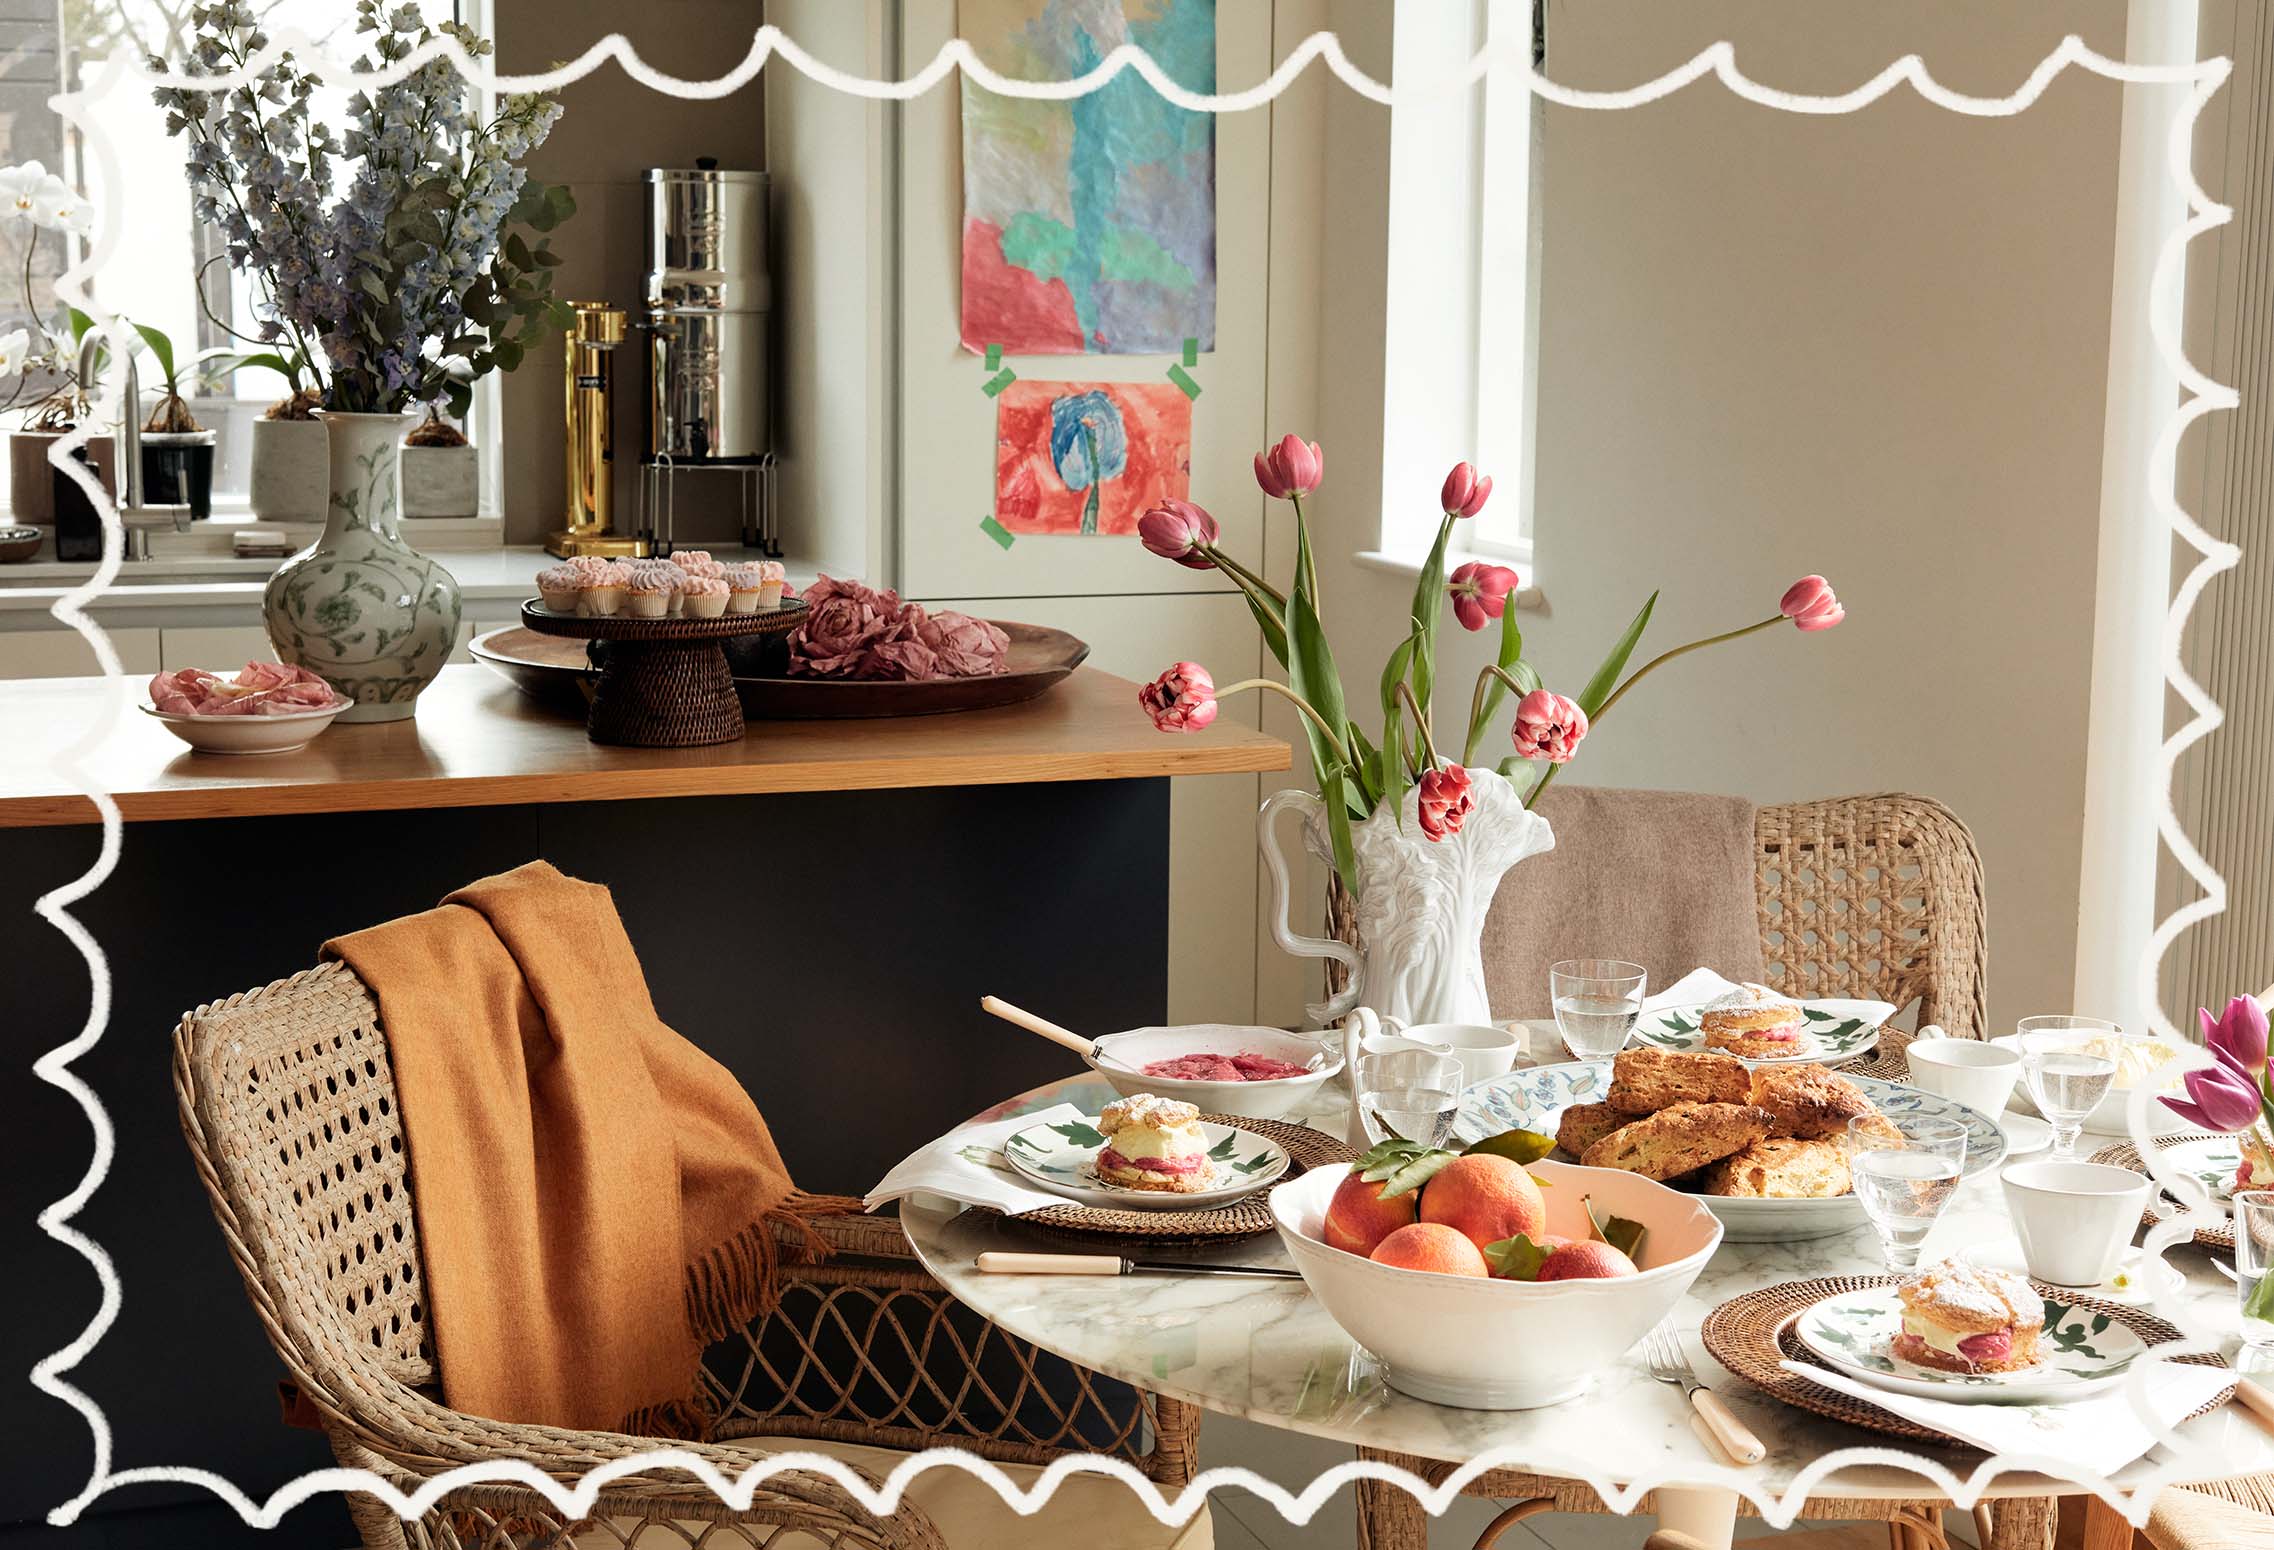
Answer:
[1481,786,1765,1019]
[326,861,856,1433]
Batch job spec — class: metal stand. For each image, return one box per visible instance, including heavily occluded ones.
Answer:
[636,454,779,558]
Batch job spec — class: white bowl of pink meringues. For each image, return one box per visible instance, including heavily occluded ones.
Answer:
[1086,1024,1343,1120]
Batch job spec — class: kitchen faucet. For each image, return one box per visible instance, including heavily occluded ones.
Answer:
[76,329,192,561]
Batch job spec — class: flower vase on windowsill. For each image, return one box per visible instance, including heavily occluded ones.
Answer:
[1137,440,1851,1025]
[264,413,460,721]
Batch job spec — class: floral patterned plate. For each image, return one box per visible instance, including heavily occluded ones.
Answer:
[1628,996,1888,1067]
[1456,1061,2006,1242]
[1792,1286,2148,1402]
[2145,1135,2244,1213]
[1001,1116,1291,1212]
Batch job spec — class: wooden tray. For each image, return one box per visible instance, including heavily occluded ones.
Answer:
[472,618,1089,720]
[998,1113,1354,1245]
[1702,1275,2228,1448]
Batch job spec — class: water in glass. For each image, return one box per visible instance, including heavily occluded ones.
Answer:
[1845,1114,1967,1270]
[1549,959,1647,1060]
[1358,1085,1460,1148]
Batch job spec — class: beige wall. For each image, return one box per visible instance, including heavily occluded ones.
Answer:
[491,0,768,547]
[1291,1,2131,1034]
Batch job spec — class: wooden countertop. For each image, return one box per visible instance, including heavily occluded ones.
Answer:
[0,665,1290,828]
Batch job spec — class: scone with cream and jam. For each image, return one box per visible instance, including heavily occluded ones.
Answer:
[1699,982,1811,1058]
[1894,1262,2044,1374]
[1095,1094,1218,1193]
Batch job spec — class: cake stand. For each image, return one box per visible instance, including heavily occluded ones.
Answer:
[518,598,807,747]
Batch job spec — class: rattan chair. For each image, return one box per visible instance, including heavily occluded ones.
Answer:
[1335,791,2006,1550]
[2087,1482,2274,1549]
[173,961,1211,1550]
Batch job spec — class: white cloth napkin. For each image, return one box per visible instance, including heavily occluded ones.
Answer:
[863,1103,1091,1217]
[1782,1359,2233,1474]
[1645,966,1896,1028]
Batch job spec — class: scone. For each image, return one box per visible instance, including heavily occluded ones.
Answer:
[1094,1094,1218,1194]
[1698,1137,1851,1198]
[1608,1047,1753,1115]
[1700,982,1812,1058]
[1893,1262,2044,1374]
[1747,1063,1888,1140]
[1580,1101,1775,1181]
[1555,1101,1631,1159]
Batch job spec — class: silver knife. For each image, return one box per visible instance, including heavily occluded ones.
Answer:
[976,1251,1302,1280]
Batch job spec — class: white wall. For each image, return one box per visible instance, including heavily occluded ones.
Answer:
[1286,1,2132,1034]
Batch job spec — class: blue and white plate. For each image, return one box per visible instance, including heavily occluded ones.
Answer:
[1456,1061,2007,1242]
[1629,996,1887,1067]
[1002,1115,1290,1212]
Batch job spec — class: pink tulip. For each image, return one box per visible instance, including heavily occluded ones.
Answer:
[1447,561,1520,632]
[1511,688,1588,764]
[2162,1059,2265,1134]
[1440,461,1493,519]
[1137,499,1222,570]
[1780,575,1846,632]
[1140,662,1219,733]
[1254,434,1324,499]
[1416,764,1475,842]
[2203,995,2269,1077]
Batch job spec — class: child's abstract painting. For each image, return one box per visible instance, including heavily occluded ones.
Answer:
[993,380,1192,535]
[958,0,1217,356]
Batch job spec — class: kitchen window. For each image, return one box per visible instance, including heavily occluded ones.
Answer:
[0,0,474,516]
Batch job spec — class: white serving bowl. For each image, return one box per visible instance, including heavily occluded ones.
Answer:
[1270,1158,1723,1409]
[1086,1023,1341,1121]
[140,701,346,755]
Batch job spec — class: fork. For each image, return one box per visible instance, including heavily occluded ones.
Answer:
[1644,1323,1766,1465]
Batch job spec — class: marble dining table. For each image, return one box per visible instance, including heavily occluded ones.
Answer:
[896,1059,2274,1550]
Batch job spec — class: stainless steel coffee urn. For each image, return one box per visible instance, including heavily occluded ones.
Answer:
[640,159,777,554]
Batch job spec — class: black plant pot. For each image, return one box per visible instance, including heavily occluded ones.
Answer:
[141,431,216,520]
[53,446,104,562]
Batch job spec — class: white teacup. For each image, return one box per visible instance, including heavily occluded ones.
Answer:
[2001,1160,2151,1287]
[1401,1021,1525,1090]
[1907,1036,2022,1118]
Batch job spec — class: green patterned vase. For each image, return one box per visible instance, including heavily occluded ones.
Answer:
[263,411,462,722]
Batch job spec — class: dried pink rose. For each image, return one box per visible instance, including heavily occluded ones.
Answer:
[915,609,1010,677]
[789,575,903,677]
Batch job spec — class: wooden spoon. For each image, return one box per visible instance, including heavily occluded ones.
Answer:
[979,995,1140,1071]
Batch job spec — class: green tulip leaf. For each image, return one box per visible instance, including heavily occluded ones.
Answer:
[1576,590,1659,720]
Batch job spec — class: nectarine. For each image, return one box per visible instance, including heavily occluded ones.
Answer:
[1416,1153,1547,1252]
[1368,1222,1489,1277]
[1323,1171,1419,1256]
[1535,1239,1638,1280]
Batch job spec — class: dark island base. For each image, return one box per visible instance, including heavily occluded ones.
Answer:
[1,778,1168,1547]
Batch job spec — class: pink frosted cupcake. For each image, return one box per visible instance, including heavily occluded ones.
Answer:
[536,563,582,613]
[724,564,765,614]
[670,549,728,581]
[581,560,627,617]
[679,574,730,618]
[624,563,677,619]
[757,559,787,610]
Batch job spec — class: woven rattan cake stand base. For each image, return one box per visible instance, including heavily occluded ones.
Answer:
[520,598,806,747]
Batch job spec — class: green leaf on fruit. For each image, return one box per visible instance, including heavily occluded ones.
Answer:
[1354,1137,1461,1199]
[1583,1195,1648,1261]
[1483,1232,1553,1281]
[1463,1127,1555,1165]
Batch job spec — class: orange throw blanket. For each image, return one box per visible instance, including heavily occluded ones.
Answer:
[326,861,855,1433]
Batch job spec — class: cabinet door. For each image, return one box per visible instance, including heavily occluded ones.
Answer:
[0,625,160,678]
[918,591,1270,1025]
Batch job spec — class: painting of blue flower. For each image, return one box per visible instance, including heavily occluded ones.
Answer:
[1048,390,1130,534]
[993,380,1191,537]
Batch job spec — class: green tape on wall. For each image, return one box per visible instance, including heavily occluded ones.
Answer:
[979,514,1015,550]
[985,343,1003,371]
[982,368,1018,397]
[1167,364,1201,400]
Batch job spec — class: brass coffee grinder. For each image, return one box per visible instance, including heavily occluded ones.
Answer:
[547,301,644,557]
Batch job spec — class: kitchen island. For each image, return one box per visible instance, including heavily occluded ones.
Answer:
[0,664,1287,1548]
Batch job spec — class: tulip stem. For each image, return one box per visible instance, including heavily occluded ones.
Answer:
[1394,679,1441,771]
[1217,677,1350,766]
[1202,544,1286,606]
[1463,663,1532,768]
[1589,613,1786,726]
[1290,491,1320,603]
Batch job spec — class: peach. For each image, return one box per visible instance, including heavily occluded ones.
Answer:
[1535,1239,1638,1280]
[1416,1153,1547,1252]
[1368,1222,1490,1278]
[1323,1171,1418,1256]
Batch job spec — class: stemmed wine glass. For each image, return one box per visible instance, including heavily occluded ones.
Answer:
[1845,1114,1968,1270]
[2016,1014,2122,1160]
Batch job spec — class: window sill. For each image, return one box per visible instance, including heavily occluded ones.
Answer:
[1353,547,1544,611]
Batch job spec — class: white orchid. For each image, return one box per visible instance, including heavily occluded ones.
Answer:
[0,161,50,224]
[34,176,92,236]
[0,328,33,378]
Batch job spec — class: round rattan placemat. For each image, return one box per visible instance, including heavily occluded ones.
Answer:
[1841,1025,1914,1084]
[1001,1113,1355,1245]
[1701,1275,2229,1447]
[2091,1134,2237,1250]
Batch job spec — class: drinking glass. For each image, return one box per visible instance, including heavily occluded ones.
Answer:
[2237,1192,2274,1348]
[2016,1014,2123,1159]
[1354,1050,1465,1148]
[1845,1113,1968,1270]
[1550,959,1647,1059]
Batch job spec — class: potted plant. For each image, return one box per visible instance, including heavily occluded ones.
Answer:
[1137,440,1850,1027]
[128,321,216,520]
[154,0,574,719]
[399,407,477,518]
[0,160,101,528]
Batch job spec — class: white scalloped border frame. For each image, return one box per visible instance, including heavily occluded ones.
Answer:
[28,23,2248,1538]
